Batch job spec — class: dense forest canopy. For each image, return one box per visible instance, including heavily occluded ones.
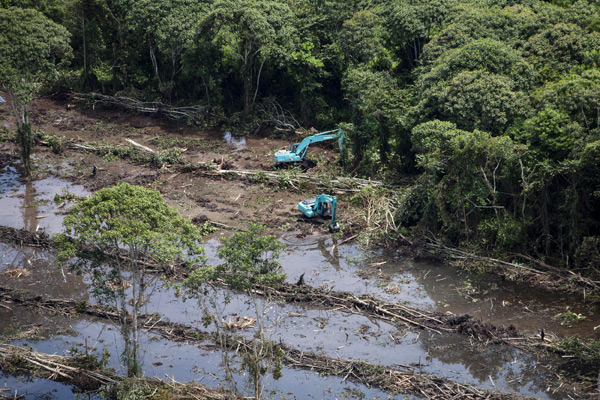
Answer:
[2,0,600,272]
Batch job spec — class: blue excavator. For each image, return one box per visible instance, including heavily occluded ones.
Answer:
[274,128,343,165]
[298,194,340,232]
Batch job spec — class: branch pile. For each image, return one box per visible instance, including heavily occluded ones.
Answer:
[71,92,214,125]
[191,168,393,193]
[0,344,116,389]
[427,239,600,295]
[0,226,51,248]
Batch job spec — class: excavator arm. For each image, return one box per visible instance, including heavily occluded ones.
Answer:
[275,129,343,163]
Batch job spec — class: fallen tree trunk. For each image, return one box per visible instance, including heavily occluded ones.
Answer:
[70,92,214,126]
[0,344,240,399]
[426,238,600,294]
[0,288,538,400]
[125,138,155,153]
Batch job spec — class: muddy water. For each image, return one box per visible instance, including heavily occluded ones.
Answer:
[280,234,600,338]
[0,166,88,235]
[0,243,88,300]
[0,169,596,399]
[0,373,100,400]
[0,241,576,399]
[13,315,423,400]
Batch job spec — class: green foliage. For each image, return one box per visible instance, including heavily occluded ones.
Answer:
[101,378,158,400]
[522,21,599,81]
[54,189,85,204]
[532,69,600,135]
[247,171,269,185]
[56,182,205,271]
[199,0,298,114]
[4,0,600,273]
[95,144,153,164]
[0,7,72,104]
[409,121,522,249]
[559,307,587,326]
[39,132,64,154]
[276,167,300,191]
[55,182,205,377]
[154,147,184,168]
[0,7,71,175]
[217,223,285,291]
[555,336,600,360]
[517,107,581,159]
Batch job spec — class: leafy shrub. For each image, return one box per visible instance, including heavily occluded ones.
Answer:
[154,147,184,167]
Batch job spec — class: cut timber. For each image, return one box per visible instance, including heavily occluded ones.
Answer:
[125,138,155,153]
[69,143,98,151]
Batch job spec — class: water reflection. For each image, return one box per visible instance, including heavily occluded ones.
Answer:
[15,318,415,400]
[0,169,88,235]
[0,373,100,400]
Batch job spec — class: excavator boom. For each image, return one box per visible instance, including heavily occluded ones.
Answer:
[275,129,343,164]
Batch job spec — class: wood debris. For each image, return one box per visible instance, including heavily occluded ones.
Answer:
[3,268,30,279]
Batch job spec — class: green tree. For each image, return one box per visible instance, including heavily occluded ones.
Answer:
[0,7,71,176]
[410,121,521,249]
[343,66,409,171]
[55,183,205,377]
[184,223,285,399]
[198,0,297,115]
[517,107,583,160]
[128,0,206,101]
[523,22,593,81]
[386,0,456,68]
[440,69,528,134]
[532,69,600,135]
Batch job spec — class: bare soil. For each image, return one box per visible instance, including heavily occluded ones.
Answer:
[0,97,351,237]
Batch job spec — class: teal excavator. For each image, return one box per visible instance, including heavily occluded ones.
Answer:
[274,129,343,165]
[298,194,340,233]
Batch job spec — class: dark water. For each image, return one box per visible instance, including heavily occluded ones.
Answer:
[0,169,595,399]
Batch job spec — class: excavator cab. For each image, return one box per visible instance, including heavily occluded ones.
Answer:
[298,194,339,233]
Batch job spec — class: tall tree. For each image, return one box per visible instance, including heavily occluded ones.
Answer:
[0,7,71,176]
[55,183,205,377]
[198,0,297,114]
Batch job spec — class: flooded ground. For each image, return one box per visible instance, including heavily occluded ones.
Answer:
[0,166,88,235]
[0,98,599,399]
[280,234,600,339]
[0,239,585,399]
